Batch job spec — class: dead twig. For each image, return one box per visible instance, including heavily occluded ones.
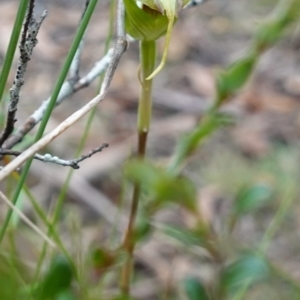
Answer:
[2,0,112,151]
[0,143,108,169]
[0,0,127,181]
[2,47,114,151]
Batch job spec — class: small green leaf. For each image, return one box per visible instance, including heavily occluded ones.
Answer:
[184,277,209,300]
[154,175,196,210]
[125,160,197,211]
[216,54,257,103]
[221,253,270,294]
[36,254,73,300]
[234,184,273,215]
[125,159,157,186]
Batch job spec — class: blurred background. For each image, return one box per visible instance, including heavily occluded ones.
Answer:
[1,0,300,299]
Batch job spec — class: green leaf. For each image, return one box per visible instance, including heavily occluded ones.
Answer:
[184,277,209,300]
[221,253,270,294]
[162,225,204,247]
[154,175,196,210]
[125,160,197,211]
[234,184,273,215]
[216,54,257,103]
[36,254,73,300]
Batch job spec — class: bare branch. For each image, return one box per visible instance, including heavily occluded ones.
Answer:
[74,48,114,90]
[0,143,108,169]
[0,4,47,147]
[2,49,114,151]
[0,0,127,181]
[69,40,84,83]
[1,0,113,151]
[71,143,109,166]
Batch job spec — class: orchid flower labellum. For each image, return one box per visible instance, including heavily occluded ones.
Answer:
[124,0,189,79]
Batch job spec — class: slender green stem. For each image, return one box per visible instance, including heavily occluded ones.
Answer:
[0,0,29,104]
[137,40,156,133]
[120,40,156,296]
[0,0,99,246]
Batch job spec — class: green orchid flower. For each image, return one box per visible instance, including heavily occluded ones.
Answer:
[124,0,189,79]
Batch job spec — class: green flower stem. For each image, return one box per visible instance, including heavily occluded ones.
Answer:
[0,0,29,104]
[0,0,99,246]
[137,40,156,133]
[121,40,156,295]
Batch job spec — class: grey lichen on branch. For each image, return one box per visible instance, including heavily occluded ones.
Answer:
[0,143,109,169]
[0,4,47,147]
